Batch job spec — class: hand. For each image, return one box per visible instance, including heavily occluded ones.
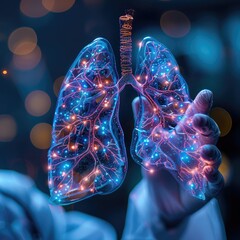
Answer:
[132,90,224,226]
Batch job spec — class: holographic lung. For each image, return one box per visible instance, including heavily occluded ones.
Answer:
[49,12,213,204]
[48,38,127,204]
[130,37,206,200]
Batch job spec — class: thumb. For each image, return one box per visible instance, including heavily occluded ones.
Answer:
[185,89,213,116]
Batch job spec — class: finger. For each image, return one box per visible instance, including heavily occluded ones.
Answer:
[192,113,220,144]
[202,145,224,198]
[205,170,224,198]
[185,89,213,117]
[201,145,222,169]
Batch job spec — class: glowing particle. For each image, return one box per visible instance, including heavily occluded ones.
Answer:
[71,145,77,150]
[149,169,154,174]
[2,69,8,75]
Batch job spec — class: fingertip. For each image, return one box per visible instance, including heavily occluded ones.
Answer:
[192,114,210,134]
[205,171,224,198]
[192,89,213,114]
[192,113,207,128]
[192,114,220,142]
[198,89,213,107]
[201,145,221,162]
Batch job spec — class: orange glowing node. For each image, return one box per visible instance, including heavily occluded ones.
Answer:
[2,70,8,75]
[71,145,76,150]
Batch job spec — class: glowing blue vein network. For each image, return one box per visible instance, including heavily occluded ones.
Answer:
[48,12,209,204]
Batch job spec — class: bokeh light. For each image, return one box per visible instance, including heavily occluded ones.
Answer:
[219,153,231,183]
[42,0,75,13]
[0,115,17,142]
[12,46,42,70]
[25,90,51,117]
[160,10,191,38]
[185,27,224,73]
[210,107,232,137]
[53,76,64,96]
[2,69,8,75]
[20,0,49,18]
[30,123,52,149]
[224,13,240,78]
[8,27,37,55]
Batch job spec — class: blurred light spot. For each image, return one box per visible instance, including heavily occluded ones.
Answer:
[224,13,240,51]
[53,76,64,96]
[219,153,231,183]
[0,115,17,142]
[224,13,240,76]
[42,0,75,13]
[185,27,223,73]
[160,10,191,38]
[30,123,52,149]
[8,27,37,55]
[25,90,51,116]
[2,69,8,75]
[210,107,232,137]
[20,0,49,18]
[12,46,41,70]
[83,0,104,6]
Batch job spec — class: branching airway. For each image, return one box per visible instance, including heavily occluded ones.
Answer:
[119,10,134,77]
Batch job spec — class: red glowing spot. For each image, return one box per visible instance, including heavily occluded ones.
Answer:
[71,145,77,150]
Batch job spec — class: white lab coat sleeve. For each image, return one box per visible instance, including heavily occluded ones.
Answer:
[122,180,226,240]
